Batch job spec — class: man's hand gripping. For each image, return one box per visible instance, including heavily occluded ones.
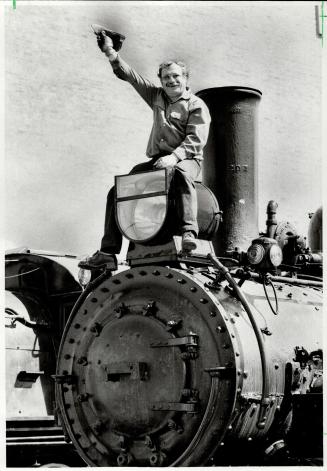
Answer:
[96,31,118,61]
[154,154,179,169]
[92,24,125,58]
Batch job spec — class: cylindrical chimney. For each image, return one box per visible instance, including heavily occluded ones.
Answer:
[196,87,262,255]
[308,207,322,253]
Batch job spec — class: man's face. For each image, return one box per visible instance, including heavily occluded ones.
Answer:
[160,64,188,100]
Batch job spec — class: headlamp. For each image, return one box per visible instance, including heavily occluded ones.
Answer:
[247,237,283,270]
[115,169,168,243]
[247,243,265,265]
[269,243,283,267]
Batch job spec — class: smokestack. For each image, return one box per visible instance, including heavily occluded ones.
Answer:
[196,87,262,255]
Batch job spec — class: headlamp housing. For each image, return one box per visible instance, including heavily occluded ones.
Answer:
[115,169,168,243]
[247,237,283,270]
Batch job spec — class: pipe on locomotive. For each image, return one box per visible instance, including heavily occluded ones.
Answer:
[196,87,262,255]
[208,253,269,429]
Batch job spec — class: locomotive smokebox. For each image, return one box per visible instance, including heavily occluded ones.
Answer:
[196,87,262,255]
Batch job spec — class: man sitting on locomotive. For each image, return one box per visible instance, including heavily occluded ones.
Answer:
[79,32,211,270]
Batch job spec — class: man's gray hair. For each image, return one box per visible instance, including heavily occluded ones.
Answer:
[157,60,189,79]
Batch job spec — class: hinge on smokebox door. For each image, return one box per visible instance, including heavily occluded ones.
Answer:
[150,332,199,360]
[150,333,199,413]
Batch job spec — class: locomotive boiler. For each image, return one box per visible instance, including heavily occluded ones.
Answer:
[52,87,323,466]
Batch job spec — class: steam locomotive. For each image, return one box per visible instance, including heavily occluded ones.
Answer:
[5,87,323,467]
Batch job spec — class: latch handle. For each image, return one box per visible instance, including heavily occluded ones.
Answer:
[104,361,148,381]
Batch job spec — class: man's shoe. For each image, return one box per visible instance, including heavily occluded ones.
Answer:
[182,231,197,252]
[78,251,118,271]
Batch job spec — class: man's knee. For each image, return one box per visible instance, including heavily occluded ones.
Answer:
[173,166,195,188]
[175,159,201,182]
[174,163,188,176]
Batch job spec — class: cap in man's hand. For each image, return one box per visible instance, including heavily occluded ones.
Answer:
[91,24,126,51]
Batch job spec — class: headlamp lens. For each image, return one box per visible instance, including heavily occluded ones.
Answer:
[269,244,283,267]
[116,170,167,242]
[247,243,265,265]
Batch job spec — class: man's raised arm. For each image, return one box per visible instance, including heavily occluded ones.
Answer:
[96,32,157,108]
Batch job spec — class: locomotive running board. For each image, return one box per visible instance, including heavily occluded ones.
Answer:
[127,236,215,267]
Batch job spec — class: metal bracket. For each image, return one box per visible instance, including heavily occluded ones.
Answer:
[51,374,76,385]
[104,361,148,381]
[14,371,43,388]
[150,402,197,413]
[127,237,215,267]
[150,333,198,348]
[204,366,235,377]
